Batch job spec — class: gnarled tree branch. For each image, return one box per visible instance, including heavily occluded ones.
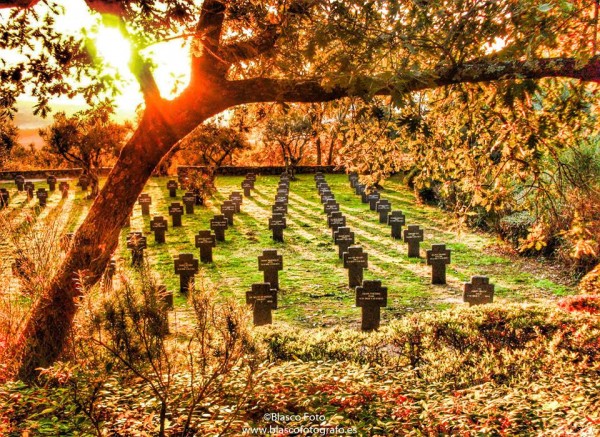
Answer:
[228,56,600,105]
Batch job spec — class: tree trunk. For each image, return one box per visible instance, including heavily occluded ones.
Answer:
[315,137,322,166]
[13,105,209,380]
[88,171,100,199]
[327,138,336,166]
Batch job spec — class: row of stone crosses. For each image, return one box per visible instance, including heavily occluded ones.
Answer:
[126,173,261,294]
[346,172,496,310]
[4,170,496,331]
[124,172,290,326]
[245,172,293,325]
[0,174,93,209]
[245,171,496,330]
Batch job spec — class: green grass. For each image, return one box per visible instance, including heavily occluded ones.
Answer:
[2,174,576,328]
[114,174,575,328]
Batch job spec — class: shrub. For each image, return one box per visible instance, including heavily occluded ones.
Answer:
[498,211,535,248]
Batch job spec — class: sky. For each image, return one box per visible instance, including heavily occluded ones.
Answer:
[3,0,192,143]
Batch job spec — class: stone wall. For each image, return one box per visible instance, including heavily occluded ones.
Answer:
[177,165,345,177]
[0,167,112,181]
[0,165,346,181]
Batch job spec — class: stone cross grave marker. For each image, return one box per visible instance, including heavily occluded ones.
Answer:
[195,230,216,263]
[360,188,369,203]
[36,188,48,207]
[328,211,346,238]
[0,188,9,208]
[275,193,288,204]
[426,244,451,285]
[272,201,288,215]
[320,191,335,204]
[150,216,168,243]
[210,214,229,241]
[317,183,330,195]
[182,192,196,214]
[367,191,381,211]
[246,173,257,182]
[15,175,24,191]
[167,180,178,197]
[127,232,147,268]
[356,280,388,331]
[280,173,290,183]
[403,225,424,258]
[349,173,359,188]
[343,246,368,288]
[246,283,278,326]
[242,180,253,197]
[47,175,57,191]
[334,226,355,259]
[355,183,365,196]
[168,202,184,227]
[258,249,283,290]
[314,172,324,181]
[269,213,286,242]
[463,276,495,306]
[277,187,288,196]
[324,199,340,215]
[24,181,34,200]
[174,253,199,295]
[229,192,242,212]
[387,211,406,239]
[79,175,89,191]
[138,193,151,215]
[59,181,69,198]
[376,199,392,223]
[221,200,236,225]
[317,181,329,192]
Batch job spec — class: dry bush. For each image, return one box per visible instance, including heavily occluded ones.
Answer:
[65,266,262,436]
[0,211,66,380]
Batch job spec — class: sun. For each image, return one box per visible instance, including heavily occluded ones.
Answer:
[94,27,132,73]
[92,25,192,115]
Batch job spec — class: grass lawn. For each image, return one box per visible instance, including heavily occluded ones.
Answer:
[1,174,575,329]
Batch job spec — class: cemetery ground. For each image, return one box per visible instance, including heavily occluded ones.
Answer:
[0,174,574,328]
[1,174,599,435]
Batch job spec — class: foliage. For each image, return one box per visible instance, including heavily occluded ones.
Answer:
[177,120,250,175]
[579,263,600,294]
[39,103,130,196]
[3,143,67,170]
[66,267,260,436]
[0,114,18,168]
[262,105,315,178]
[183,168,217,203]
[558,295,600,314]
[2,304,599,435]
